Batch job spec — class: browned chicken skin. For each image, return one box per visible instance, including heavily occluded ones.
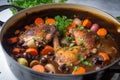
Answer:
[19,24,56,48]
[53,34,81,66]
[69,28,96,57]
[69,28,95,49]
[53,28,97,66]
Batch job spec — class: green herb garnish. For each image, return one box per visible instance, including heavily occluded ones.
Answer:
[65,35,74,42]
[87,30,91,33]
[78,26,84,30]
[79,56,84,62]
[69,47,73,51]
[42,30,46,32]
[79,56,93,66]
[74,66,79,71]
[33,37,38,41]
[79,41,84,47]
[82,61,92,66]
[116,16,120,22]
[55,15,72,36]
[69,43,75,47]
[10,8,18,14]
[8,0,67,8]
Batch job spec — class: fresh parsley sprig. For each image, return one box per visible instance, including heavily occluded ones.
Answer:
[116,16,120,22]
[55,15,72,36]
[8,0,67,8]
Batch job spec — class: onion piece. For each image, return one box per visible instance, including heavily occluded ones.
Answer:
[45,64,56,73]
[73,18,82,26]
[90,23,100,32]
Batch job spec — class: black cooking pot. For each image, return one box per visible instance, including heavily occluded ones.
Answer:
[0,4,120,80]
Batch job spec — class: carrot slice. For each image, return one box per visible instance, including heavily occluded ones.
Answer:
[72,67,86,75]
[66,22,77,35]
[12,48,21,54]
[34,17,44,26]
[82,19,92,28]
[8,37,19,44]
[45,18,55,25]
[71,22,77,28]
[32,64,45,72]
[26,48,38,56]
[97,28,107,37]
[66,22,76,31]
[99,52,110,61]
[41,45,54,55]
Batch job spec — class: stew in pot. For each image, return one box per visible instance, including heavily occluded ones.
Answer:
[6,15,120,74]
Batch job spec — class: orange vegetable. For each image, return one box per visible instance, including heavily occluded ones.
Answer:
[66,22,77,35]
[12,48,21,54]
[14,30,20,35]
[26,48,38,56]
[97,28,107,37]
[82,19,92,28]
[41,45,54,55]
[34,17,44,26]
[65,31,70,35]
[99,52,110,61]
[71,22,77,28]
[24,25,31,30]
[32,64,45,72]
[72,67,86,75]
[66,22,76,31]
[45,18,55,25]
[8,37,19,44]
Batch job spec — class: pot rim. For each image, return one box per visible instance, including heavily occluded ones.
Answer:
[0,3,120,76]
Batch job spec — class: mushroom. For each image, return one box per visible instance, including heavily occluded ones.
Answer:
[45,64,56,73]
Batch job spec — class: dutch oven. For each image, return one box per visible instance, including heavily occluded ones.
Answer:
[0,4,120,80]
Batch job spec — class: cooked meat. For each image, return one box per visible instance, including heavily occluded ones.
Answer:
[55,46,80,66]
[69,28,95,49]
[69,28,96,57]
[19,24,56,48]
[53,34,80,66]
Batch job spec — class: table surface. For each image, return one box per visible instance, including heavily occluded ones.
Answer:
[0,0,120,80]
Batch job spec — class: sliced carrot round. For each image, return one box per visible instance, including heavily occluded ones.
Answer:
[32,64,45,72]
[8,37,19,44]
[71,22,77,28]
[97,28,107,37]
[82,19,92,28]
[34,17,44,26]
[41,45,54,55]
[12,48,21,54]
[72,67,86,75]
[45,18,55,25]
[99,52,110,61]
[26,48,38,56]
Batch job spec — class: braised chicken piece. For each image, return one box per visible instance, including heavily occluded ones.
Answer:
[69,28,95,49]
[19,24,56,48]
[69,28,96,57]
[53,35,81,66]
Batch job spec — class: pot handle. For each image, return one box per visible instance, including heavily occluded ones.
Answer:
[0,5,23,26]
[107,60,120,73]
